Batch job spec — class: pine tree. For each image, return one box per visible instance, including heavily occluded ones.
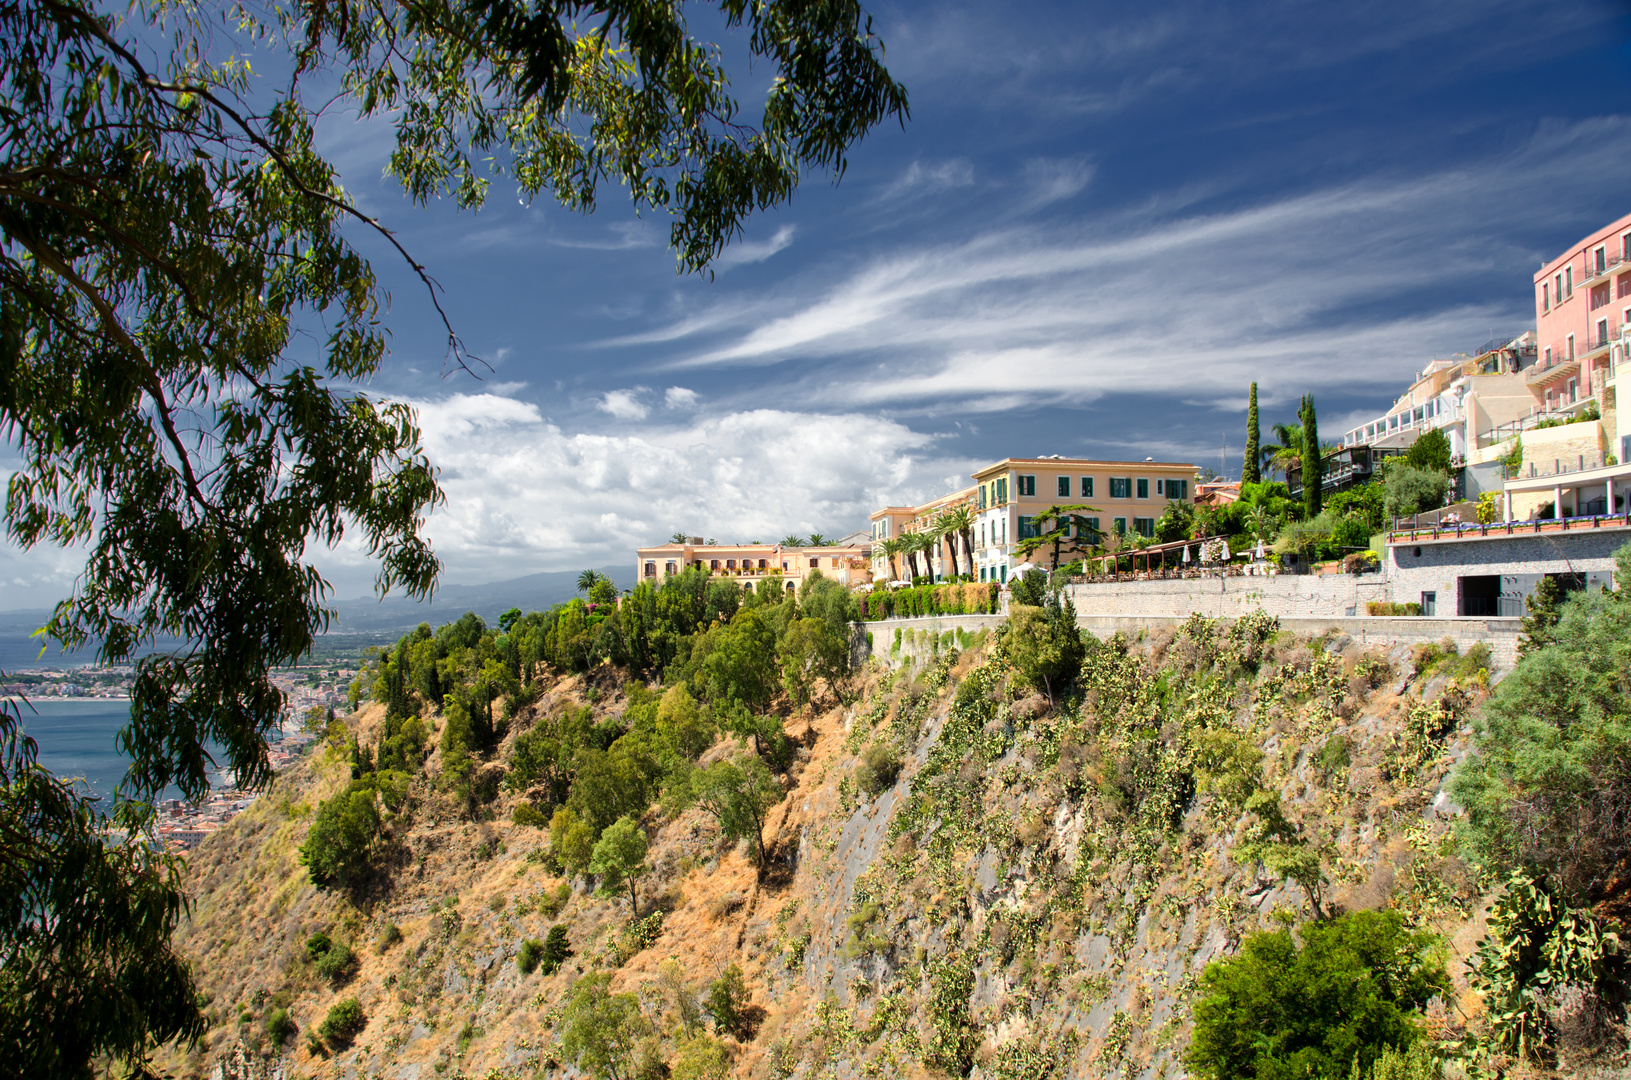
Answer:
[1301,395,1323,518]
[1243,383,1262,484]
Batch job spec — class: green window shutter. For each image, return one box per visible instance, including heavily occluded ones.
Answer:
[1057,476,1070,497]
[1082,477,1093,498]
[1137,478,1149,499]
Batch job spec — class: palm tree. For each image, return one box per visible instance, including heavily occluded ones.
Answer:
[808,532,828,546]
[1261,421,1303,479]
[576,569,604,594]
[903,531,930,581]
[779,534,806,547]
[936,505,976,579]
[879,536,904,581]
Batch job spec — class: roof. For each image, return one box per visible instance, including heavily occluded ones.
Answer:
[971,456,1197,480]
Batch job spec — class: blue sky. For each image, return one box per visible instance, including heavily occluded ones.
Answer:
[6,0,1631,608]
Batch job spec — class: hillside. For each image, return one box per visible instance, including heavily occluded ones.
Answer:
[157,613,1545,1080]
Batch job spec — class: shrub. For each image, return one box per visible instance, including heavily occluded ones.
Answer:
[512,802,548,827]
[1451,543,1631,903]
[1383,465,1449,520]
[317,997,366,1048]
[518,938,546,975]
[1186,911,1448,1080]
[538,924,572,976]
[303,931,332,962]
[298,779,383,891]
[671,1034,731,1080]
[313,941,355,982]
[999,590,1085,705]
[375,923,402,954]
[1366,602,1422,616]
[705,963,750,1038]
[855,744,902,798]
[265,1007,297,1045]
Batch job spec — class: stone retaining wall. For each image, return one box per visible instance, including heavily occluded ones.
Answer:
[863,611,1523,671]
[1064,574,1392,619]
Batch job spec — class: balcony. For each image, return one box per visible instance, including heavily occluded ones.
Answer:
[1526,355,1580,388]
[1341,398,1463,448]
[1580,248,1629,287]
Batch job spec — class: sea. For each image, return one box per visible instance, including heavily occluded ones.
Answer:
[9,697,232,806]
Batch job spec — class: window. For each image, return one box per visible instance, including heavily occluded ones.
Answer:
[1420,590,1436,617]
[665,560,677,574]
[1155,479,1164,496]
[1017,515,1036,539]
[977,485,987,509]
[831,557,840,568]
[1556,272,1564,302]
[999,565,1007,583]
[1624,234,1631,261]
[1166,479,1188,500]
[979,566,986,582]
[1134,517,1155,538]
[808,558,819,569]
[1018,474,1036,497]
[1136,478,1149,499]
[1599,318,1610,347]
[1595,246,1607,274]
[710,559,720,570]
[644,561,656,577]
[1081,476,1094,498]
[1566,265,1573,297]
[1081,517,1100,539]
[1543,282,1550,311]
[759,559,768,569]
[981,523,987,546]
[726,558,736,569]
[1545,346,1552,364]
[994,478,1008,504]
[1113,517,1127,535]
[781,559,789,570]
[1110,477,1131,498]
[1057,475,1070,497]
[1568,333,1575,360]
[1568,379,1578,404]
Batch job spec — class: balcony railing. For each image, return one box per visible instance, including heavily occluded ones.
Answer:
[1388,511,1631,544]
[1581,249,1629,285]
[1508,452,1617,481]
[1526,354,1581,386]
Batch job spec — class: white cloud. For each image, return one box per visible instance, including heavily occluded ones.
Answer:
[303,394,965,587]
[877,159,976,202]
[1021,157,1094,208]
[644,118,1631,413]
[713,225,798,269]
[664,386,699,409]
[598,388,651,420]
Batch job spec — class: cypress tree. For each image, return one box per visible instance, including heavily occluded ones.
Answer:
[1243,382,1261,484]
[1301,395,1322,518]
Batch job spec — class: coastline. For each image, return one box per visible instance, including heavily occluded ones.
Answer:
[2,695,131,704]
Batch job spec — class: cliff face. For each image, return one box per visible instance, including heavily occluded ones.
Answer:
[163,617,1494,1080]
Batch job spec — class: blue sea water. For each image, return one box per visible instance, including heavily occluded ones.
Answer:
[13,697,137,803]
[9,697,231,806]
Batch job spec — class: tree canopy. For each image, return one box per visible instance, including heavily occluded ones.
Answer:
[2,0,905,1067]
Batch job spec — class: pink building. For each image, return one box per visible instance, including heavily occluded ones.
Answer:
[1531,211,1631,412]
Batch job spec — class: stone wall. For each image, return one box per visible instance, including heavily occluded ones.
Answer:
[1063,573,1393,619]
[1389,525,1627,614]
[862,611,1524,670]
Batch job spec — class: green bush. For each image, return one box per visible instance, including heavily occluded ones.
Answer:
[518,938,546,975]
[298,778,383,891]
[1451,543,1631,903]
[855,744,902,798]
[1383,465,1449,520]
[705,962,750,1037]
[265,1007,297,1045]
[317,997,366,1048]
[512,802,548,827]
[313,941,355,982]
[375,923,402,954]
[303,931,332,962]
[538,924,572,976]
[1186,910,1448,1080]
[999,590,1085,705]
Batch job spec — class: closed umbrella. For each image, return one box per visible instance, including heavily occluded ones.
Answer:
[1182,544,1191,564]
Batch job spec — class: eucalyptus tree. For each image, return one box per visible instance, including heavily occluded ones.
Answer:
[1,0,907,1068]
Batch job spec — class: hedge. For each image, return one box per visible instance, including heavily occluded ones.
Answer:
[862,582,999,620]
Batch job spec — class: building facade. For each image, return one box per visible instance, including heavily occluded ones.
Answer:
[634,537,872,593]
[870,456,1197,585]
[1500,212,1630,521]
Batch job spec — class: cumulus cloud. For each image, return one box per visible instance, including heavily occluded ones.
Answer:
[664,386,699,408]
[312,394,964,586]
[598,388,651,420]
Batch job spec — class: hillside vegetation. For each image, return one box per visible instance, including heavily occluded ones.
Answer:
[160,560,1631,1080]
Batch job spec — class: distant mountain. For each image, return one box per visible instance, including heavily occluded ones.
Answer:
[0,567,629,668]
[325,566,629,634]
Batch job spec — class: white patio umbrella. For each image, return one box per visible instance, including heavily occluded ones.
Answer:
[1220,541,1231,561]
[1181,544,1191,564]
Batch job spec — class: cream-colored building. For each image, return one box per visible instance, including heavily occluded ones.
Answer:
[872,456,1197,584]
[634,536,872,594]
